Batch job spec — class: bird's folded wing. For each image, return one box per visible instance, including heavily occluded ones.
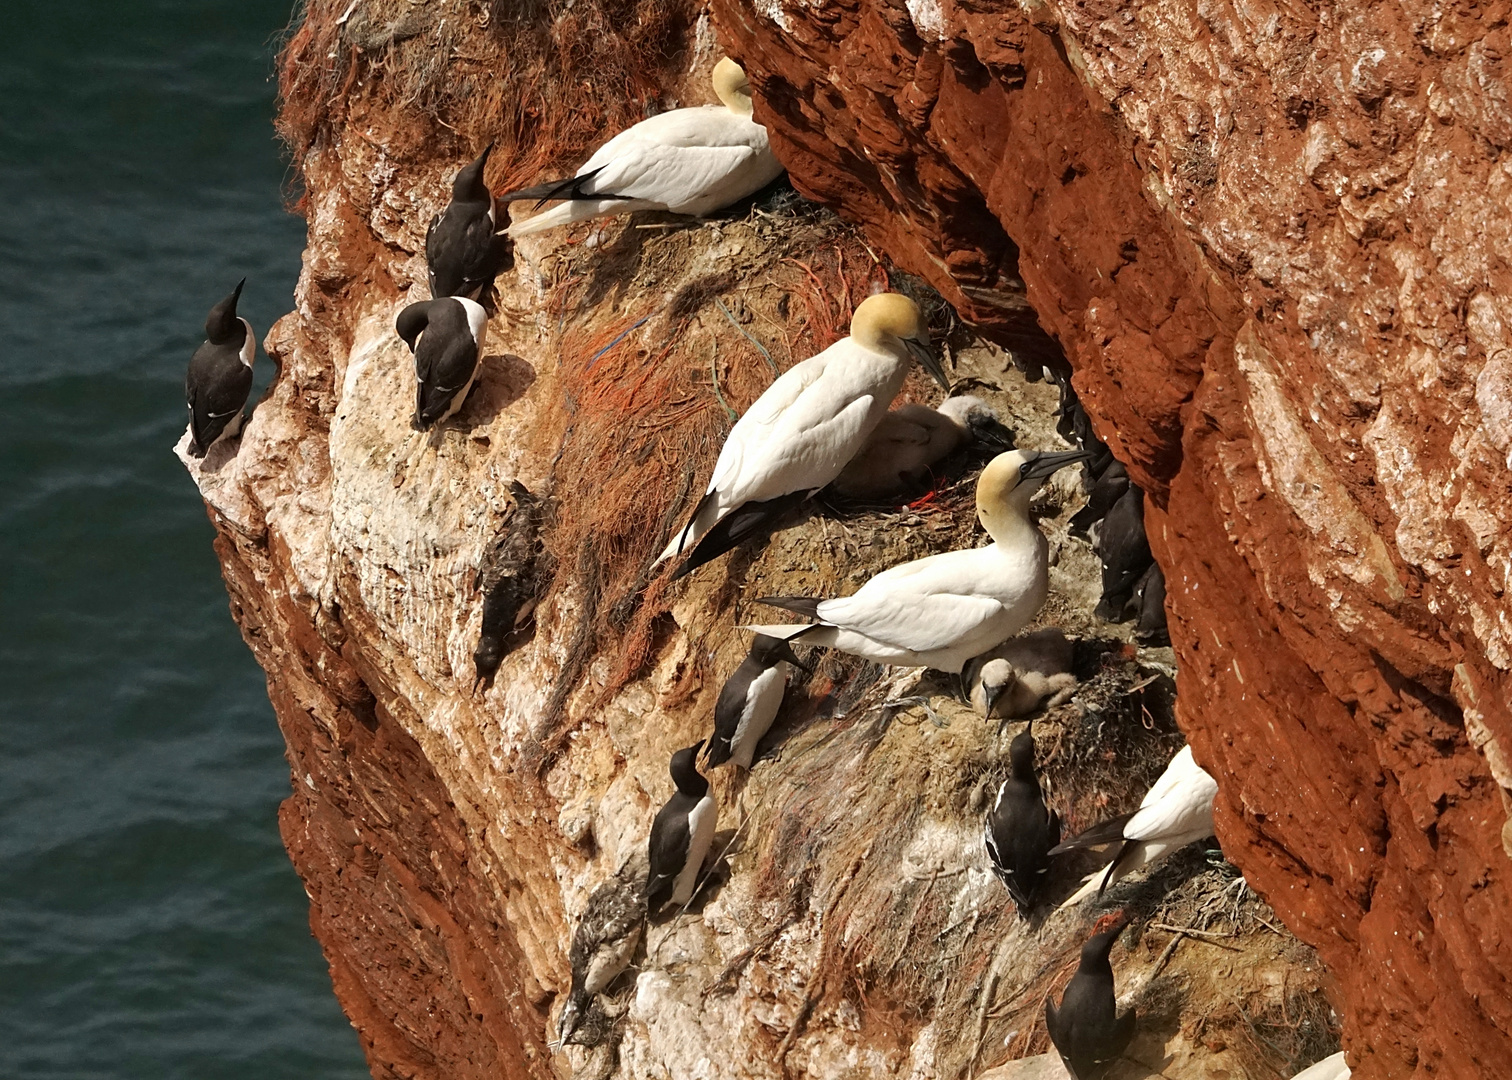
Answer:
[1123,777,1216,842]
[706,354,833,495]
[814,589,1004,653]
[722,394,880,504]
[575,139,765,206]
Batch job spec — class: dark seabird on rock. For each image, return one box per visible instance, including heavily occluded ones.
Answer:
[425,143,512,300]
[984,718,1060,916]
[557,862,647,1048]
[1068,460,1129,541]
[1045,919,1137,1079]
[1134,562,1169,647]
[644,743,717,917]
[395,296,487,431]
[1093,483,1152,623]
[185,279,254,458]
[704,634,809,770]
[473,481,553,691]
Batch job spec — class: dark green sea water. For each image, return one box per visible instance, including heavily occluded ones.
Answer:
[1,2,368,1076]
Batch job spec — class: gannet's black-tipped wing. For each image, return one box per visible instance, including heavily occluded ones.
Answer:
[497,165,634,208]
[670,492,809,580]
[1047,812,1135,855]
[756,596,824,620]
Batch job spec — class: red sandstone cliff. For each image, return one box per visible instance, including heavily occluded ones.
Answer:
[181,1,1511,1078]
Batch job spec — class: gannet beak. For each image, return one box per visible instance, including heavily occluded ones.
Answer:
[970,414,1016,451]
[982,679,1004,718]
[775,639,813,674]
[1018,449,1092,480]
[905,336,951,391]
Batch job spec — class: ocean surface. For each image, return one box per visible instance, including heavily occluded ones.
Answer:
[0,2,368,1076]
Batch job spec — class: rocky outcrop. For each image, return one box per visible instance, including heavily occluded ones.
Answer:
[182,1,1510,1078]
[710,0,1512,1075]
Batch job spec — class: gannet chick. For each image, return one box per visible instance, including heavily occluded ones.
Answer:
[1051,744,1218,909]
[644,743,717,916]
[185,279,254,458]
[964,628,1077,721]
[557,863,647,1047]
[502,59,784,238]
[704,635,809,770]
[1291,1052,1350,1080]
[984,719,1060,915]
[1093,483,1152,622]
[1045,920,1137,1079]
[1133,562,1168,647]
[395,297,487,431]
[745,448,1088,673]
[662,293,949,578]
[425,143,511,299]
[1068,460,1128,541]
[830,396,1014,499]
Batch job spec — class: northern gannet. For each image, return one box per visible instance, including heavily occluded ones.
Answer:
[746,448,1088,673]
[502,59,784,238]
[662,292,949,578]
[964,628,1077,721]
[984,718,1060,916]
[425,143,511,299]
[185,279,253,458]
[1291,1052,1350,1080]
[1051,744,1218,909]
[644,743,717,916]
[1045,920,1137,1079]
[829,395,1014,499]
[395,296,487,431]
[704,634,809,770]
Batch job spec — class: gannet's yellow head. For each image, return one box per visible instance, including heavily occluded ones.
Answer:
[977,448,1091,529]
[850,293,950,389]
[713,58,754,114]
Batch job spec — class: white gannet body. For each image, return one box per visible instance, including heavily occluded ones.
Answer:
[745,448,1089,673]
[662,293,949,577]
[1052,744,1219,910]
[830,395,1014,498]
[503,59,784,238]
[1290,1052,1350,1080]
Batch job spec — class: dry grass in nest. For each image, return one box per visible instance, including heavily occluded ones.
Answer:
[277,0,699,199]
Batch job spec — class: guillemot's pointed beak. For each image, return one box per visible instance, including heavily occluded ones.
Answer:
[1019,449,1092,481]
[905,335,951,392]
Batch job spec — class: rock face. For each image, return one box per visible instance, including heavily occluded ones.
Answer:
[711,0,1512,1075]
[182,1,1511,1079]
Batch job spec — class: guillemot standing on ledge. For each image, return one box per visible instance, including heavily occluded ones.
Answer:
[644,743,717,917]
[395,296,487,431]
[185,279,254,458]
[425,143,511,300]
[704,634,809,771]
[984,717,1060,916]
[1045,919,1137,1079]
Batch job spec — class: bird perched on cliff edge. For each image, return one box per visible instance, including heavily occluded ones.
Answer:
[704,634,810,771]
[984,718,1060,915]
[660,292,950,579]
[1051,744,1218,910]
[1045,919,1138,1079]
[829,395,1015,500]
[185,279,254,459]
[502,58,785,238]
[426,143,512,300]
[1068,460,1128,541]
[473,481,553,691]
[395,296,487,431]
[644,743,718,916]
[556,860,648,1048]
[745,447,1088,673]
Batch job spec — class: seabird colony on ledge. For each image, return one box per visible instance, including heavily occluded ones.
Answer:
[180,52,1277,1077]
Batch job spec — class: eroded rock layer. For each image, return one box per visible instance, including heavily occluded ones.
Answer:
[708,0,1512,1074]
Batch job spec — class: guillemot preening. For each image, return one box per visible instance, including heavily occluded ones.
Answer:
[1044,919,1137,1079]
[984,718,1060,916]
[644,743,718,917]
[395,296,487,431]
[501,59,785,238]
[1051,744,1218,909]
[660,293,949,580]
[425,143,511,300]
[746,448,1089,673]
[704,634,809,771]
[185,279,254,458]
